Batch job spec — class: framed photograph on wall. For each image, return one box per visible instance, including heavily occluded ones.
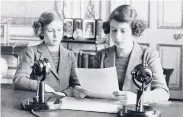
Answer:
[1,24,8,44]
[96,19,103,38]
[1,25,4,38]
[63,18,73,38]
[73,18,83,40]
[83,19,95,39]
[96,19,106,44]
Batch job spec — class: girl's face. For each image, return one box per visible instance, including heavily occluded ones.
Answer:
[43,20,63,46]
[110,19,134,49]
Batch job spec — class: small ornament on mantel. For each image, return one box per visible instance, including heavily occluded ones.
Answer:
[55,1,65,21]
[85,0,95,19]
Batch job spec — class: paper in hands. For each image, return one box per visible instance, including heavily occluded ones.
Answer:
[75,67,119,99]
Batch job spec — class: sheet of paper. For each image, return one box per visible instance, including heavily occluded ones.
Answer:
[75,67,119,99]
[61,97,121,113]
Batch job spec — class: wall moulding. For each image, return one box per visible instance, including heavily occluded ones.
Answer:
[1,1,62,40]
[157,44,183,90]
[157,0,183,29]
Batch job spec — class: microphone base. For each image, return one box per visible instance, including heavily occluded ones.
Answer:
[117,105,161,117]
[21,98,62,111]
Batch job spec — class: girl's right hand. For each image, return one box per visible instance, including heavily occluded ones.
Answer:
[73,86,89,99]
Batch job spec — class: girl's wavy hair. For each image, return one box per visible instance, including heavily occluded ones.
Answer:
[32,10,63,40]
[103,5,147,37]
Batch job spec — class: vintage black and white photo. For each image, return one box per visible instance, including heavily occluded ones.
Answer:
[63,18,74,38]
[83,19,95,39]
[1,1,183,117]
[73,18,83,40]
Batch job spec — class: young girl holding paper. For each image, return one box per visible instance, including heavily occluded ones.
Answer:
[73,5,169,104]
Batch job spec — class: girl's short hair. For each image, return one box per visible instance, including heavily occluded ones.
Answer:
[103,5,147,37]
[32,10,62,40]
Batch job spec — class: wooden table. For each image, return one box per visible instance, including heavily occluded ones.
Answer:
[1,84,183,117]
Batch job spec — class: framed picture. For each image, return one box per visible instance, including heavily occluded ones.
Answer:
[96,19,103,38]
[1,24,9,44]
[63,18,73,38]
[73,18,83,40]
[83,19,95,39]
[1,25,5,38]
[96,19,107,44]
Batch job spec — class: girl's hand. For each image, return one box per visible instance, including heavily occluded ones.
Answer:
[73,86,89,99]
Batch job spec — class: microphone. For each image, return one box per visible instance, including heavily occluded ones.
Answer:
[131,63,153,90]
[32,58,51,78]
[21,58,62,111]
[118,64,161,117]
[31,58,51,103]
[131,63,153,112]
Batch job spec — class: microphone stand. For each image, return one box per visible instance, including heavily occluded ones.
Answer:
[21,62,62,111]
[136,82,144,112]
[117,64,161,117]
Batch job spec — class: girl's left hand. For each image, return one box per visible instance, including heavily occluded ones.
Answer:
[113,91,137,105]
[51,91,66,99]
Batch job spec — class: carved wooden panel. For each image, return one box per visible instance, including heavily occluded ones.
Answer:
[158,44,183,90]
[157,0,183,29]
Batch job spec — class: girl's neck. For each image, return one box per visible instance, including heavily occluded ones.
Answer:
[116,42,133,57]
[45,43,59,52]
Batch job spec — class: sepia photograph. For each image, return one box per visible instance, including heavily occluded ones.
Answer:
[73,18,83,40]
[83,19,95,39]
[63,18,74,38]
[1,25,4,37]
[96,19,103,38]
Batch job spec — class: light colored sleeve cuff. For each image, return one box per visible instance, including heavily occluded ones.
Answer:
[144,88,170,104]
[62,87,74,97]
[13,77,38,91]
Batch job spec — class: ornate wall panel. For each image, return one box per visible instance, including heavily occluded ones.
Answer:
[157,0,183,29]
[158,44,183,90]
